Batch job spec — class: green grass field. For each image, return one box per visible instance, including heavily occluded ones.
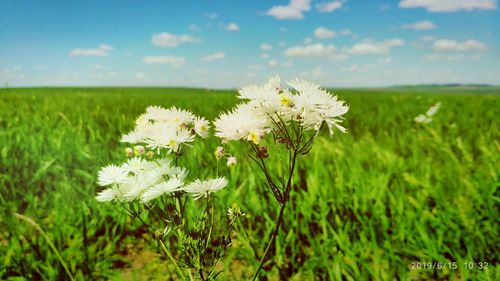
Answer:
[1,87,499,280]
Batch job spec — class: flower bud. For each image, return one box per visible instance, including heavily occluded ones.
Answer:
[257,146,269,158]
[133,145,145,156]
[214,146,224,159]
[226,156,237,167]
[125,147,133,157]
[146,150,155,158]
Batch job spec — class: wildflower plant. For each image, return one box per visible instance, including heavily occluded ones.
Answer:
[96,76,349,280]
[213,76,349,279]
[95,106,243,280]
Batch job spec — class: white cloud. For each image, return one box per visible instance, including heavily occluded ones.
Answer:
[316,1,343,13]
[151,33,200,47]
[226,22,240,31]
[189,24,200,32]
[285,43,348,60]
[143,56,186,68]
[424,54,470,61]
[268,60,278,67]
[419,35,435,42]
[346,39,404,55]
[260,43,273,51]
[34,64,48,70]
[261,53,270,59]
[202,52,225,62]
[341,64,361,73]
[378,57,393,63]
[339,29,352,36]
[399,0,497,12]
[205,13,219,19]
[266,0,311,20]
[69,44,114,57]
[135,72,147,80]
[432,39,486,52]
[314,27,336,39]
[402,20,437,30]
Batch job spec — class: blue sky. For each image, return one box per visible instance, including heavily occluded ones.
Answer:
[0,0,499,88]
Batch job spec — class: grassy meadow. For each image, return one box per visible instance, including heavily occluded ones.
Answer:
[0,86,499,280]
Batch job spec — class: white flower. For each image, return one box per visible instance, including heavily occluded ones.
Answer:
[146,126,195,153]
[121,106,208,152]
[97,164,128,186]
[121,172,162,202]
[140,178,184,203]
[289,78,349,135]
[426,102,441,117]
[96,187,119,202]
[184,177,228,200]
[414,102,441,123]
[121,157,152,175]
[214,103,269,144]
[194,117,210,138]
[238,75,281,101]
[238,76,295,117]
[414,114,432,124]
[226,156,237,167]
[121,129,146,144]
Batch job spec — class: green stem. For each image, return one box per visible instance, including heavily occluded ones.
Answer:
[252,149,298,280]
[159,239,186,280]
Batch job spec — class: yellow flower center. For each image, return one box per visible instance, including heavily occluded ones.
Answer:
[169,139,178,147]
[247,131,261,144]
[279,94,292,107]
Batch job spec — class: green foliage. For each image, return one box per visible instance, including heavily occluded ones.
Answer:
[0,87,499,280]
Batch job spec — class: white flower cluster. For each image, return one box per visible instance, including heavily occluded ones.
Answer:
[414,102,441,124]
[96,106,228,204]
[121,106,210,154]
[96,158,186,203]
[214,76,349,144]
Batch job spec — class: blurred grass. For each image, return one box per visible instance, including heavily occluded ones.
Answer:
[0,87,499,280]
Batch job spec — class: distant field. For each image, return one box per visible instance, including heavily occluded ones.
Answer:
[1,87,499,280]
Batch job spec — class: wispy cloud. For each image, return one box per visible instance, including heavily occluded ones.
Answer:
[399,0,497,12]
[314,27,336,39]
[69,44,113,57]
[189,24,201,32]
[432,39,486,52]
[202,52,225,62]
[204,13,219,19]
[143,56,186,67]
[424,53,482,61]
[151,33,200,47]
[266,0,311,20]
[316,1,343,13]
[402,20,437,30]
[260,43,273,51]
[225,22,240,31]
[284,43,348,60]
[346,39,404,55]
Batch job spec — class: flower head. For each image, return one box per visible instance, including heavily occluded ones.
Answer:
[226,156,237,167]
[121,106,209,155]
[214,103,269,143]
[184,177,228,200]
[288,78,349,135]
[97,164,128,186]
